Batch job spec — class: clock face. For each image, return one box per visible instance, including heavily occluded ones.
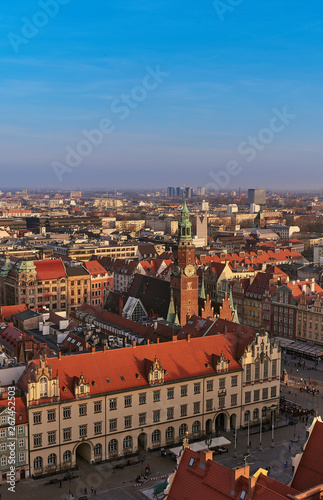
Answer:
[173,265,181,276]
[184,264,195,277]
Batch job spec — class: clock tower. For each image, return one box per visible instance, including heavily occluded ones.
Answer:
[171,195,199,325]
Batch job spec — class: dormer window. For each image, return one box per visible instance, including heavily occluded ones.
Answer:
[40,376,48,397]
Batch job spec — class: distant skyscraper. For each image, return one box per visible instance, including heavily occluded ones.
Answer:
[185,187,193,198]
[176,187,184,197]
[248,189,266,208]
[167,187,176,197]
[196,187,205,196]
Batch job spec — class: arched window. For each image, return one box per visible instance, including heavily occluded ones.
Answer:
[253,408,259,420]
[192,421,200,433]
[244,410,250,422]
[48,453,56,466]
[154,369,158,380]
[34,456,42,469]
[123,435,132,449]
[108,439,118,452]
[262,407,267,418]
[40,376,48,397]
[94,443,102,456]
[152,429,160,443]
[179,423,188,436]
[63,451,71,463]
[165,427,174,440]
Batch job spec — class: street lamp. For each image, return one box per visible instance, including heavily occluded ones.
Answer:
[259,413,262,451]
[139,452,145,479]
[247,413,251,450]
[271,406,276,448]
[205,434,212,449]
[234,419,237,458]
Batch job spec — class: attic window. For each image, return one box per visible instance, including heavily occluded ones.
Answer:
[240,491,247,500]
[92,381,96,387]
[63,386,67,392]
[120,375,125,381]
[18,414,22,421]
[189,458,195,467]
[106,378,110,383]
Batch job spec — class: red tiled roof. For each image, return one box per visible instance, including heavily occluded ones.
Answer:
[84,260,109,276]
[291,420,323,491]
[0,304,27,321]
[0,396,28,425]
[17,335,241,401]
[34,259,66,280]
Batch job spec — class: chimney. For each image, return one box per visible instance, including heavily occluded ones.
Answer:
[199,450,213,466]
[91,346,95,353]
[132,340,136,348]
[58,351,61,360]
[302,284,306,294]
[311,281,315,293]
[147,339,150,345]
[172,335,177,343]
[187,333,191,342]
[103,345,106,352]
[85,342,89,349]
[157,338,159,344]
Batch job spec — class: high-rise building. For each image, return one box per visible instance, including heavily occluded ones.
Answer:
[248,189,266,208]
[167,187,176,197]
[196,187,205,196]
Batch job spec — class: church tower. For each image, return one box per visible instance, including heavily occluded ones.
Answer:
[170,195,199,325]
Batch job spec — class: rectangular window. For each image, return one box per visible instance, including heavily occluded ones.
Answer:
[246,364,251,382]
[94,422,102,434]
[79,425,87,438]
[139,413,146,426]
[194,383,201,394]
[219,396,225,409]
[63,407,71,419]
[272,359,277,377]
[180,404,187,417]
[94,401,102,413]
[245,391,251,403]
[63,428,71,441]
[231,376,238,387]
[153,390,160,402]
[48,431,56,445]
[124,416,132,429]
[263,360,269,379]
[254,390,260,402]
[109,398,117,410]
[167,387,174,399]
[0,430,5,438]
[0,444,5,451]
[193,401,201,414]
[18,427,24,435]
[19,453,25,463]
[139,393,146,405]
[47,409,56,422]
[124,395,132,408]
[79,404,87,416]
[219,378,225,389]
[181,385,188,397]
[206,380,213,392]
[231,394,237,406]
[109,419,117,432]
[153,410,160,423]
[1,457,6,466]
[206,399,213,411]
[167,407,174,420]
[255,362,260,380]
[262,388,268,400]
[33,412,42,425]
[271,386,277,398]
[34,434,42,447]
[19,439,24,448]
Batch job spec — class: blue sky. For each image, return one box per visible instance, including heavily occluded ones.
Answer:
[1,1,323,191]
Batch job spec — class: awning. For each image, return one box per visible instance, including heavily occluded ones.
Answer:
[170,437,231,457]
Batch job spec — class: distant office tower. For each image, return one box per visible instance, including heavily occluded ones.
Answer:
[176,187,184,197]
[196,187,205,196]
[248,189,266,208]
[185,187,193,198]
[167,187,176,197]
[196,213,208,246]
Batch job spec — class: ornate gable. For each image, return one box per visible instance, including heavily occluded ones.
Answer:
[74,372,90,398]
[148,356,165,385]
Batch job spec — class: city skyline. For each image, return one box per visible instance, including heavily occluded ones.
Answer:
[1,2,323,189]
